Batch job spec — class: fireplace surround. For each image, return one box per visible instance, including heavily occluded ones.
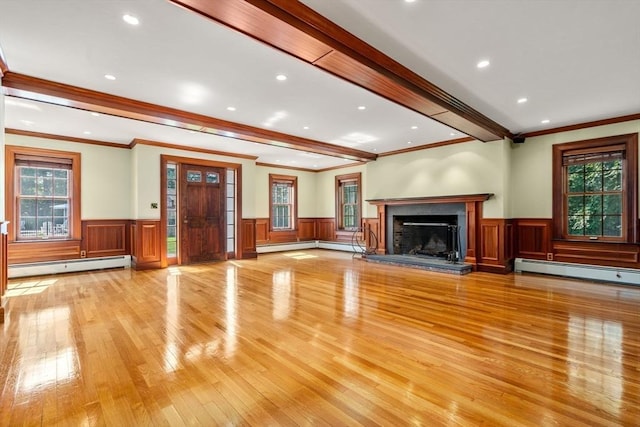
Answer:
[366,194,493,269]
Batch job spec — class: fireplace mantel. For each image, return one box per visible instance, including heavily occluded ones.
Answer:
[367,193,493,206]
[365,193,494,269]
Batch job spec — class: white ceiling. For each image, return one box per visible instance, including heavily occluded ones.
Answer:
[1,0,639,170]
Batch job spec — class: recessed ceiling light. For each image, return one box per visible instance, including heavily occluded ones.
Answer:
[303,126,309,130]
[373,148,377,152]
[411,126,418,130]
[357,106,366,110]
[450,132,456,136]
[20,119,35,126]
[104,74,116,80]
[541,119,550,124]
[91,112,100,117]
[226,106,236,111]
[123,14,139,25]
[276,74,287,81]
[405,0,417,3]
[517,97,528,104]
[407,141,412,144]
[83,131,92,135]
[476,59,490,69]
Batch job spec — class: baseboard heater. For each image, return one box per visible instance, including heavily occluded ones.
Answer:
[514,258,639,286]
[8,255,132,279]
[256,240,364,254]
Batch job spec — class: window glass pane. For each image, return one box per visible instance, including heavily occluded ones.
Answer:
[603,168,622,191]
[53,201,68,216]
[585,216,602,235]
[603,194,621,214]
[584,162,603,192]
[206,172,219,184]
[167,167,176,180]
[568,171,584,193]
[584,195,602,215]
[168,210,176,226]
[21,167,36,177]
[20,199,36,216]
[167,195,176,210]
[567,196,584,215]
[603,216,621,236]
[20,176,37,196]
[54,175,68,197]
[37,169,54,196]
[37,199,53,217]
[21,217,37,237]
[187,171,201,182]
[568,215,584,236]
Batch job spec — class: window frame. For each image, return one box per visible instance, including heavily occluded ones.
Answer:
[335,172,362,231]
[269,174,297,231]
[552,133,638,243]
[5,145,82,242]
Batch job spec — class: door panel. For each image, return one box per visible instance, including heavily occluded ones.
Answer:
[180,165,226,264]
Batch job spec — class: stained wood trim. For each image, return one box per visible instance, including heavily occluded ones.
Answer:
[377,137,476,157]
[268,174,298,232]
[552,133,638,243]
[5,145,82,243]
[169,0,511,142]
[6,128,129,149]
[2,72,376,162]
[478,218,514,274]
[522,113,640,138]
[132,220,161,270]
[513,218,553,260]
[133,138,258,160]
[0,223,8,323]
[367,194,493,206]
[256,162,317,172]
[0,46,7,76]
[552,240,639,269]
[335,172,361,231]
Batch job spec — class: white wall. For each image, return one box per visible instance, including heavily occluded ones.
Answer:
[5,134,132,219]
[510,120,640,218]
[366,139,508,218]
[254,165,318,218]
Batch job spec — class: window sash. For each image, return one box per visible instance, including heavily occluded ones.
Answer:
[271,181,294,230]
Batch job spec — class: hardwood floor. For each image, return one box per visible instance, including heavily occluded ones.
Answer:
[1,249,638,426]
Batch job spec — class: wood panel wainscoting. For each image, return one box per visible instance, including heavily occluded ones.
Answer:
[131,220,161,270]
[478,218,514,274]
[513,218,640,269]
[81,219,130,258]
[240,218,257,259]
[362,217,380,251]
[255,218,337,245]
[7,239,81,265]
[0,222,7,323]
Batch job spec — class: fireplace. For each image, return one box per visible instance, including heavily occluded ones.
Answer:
[393,215,459,260]
[366,194,493,268]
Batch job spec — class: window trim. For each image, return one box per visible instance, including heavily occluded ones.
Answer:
[5,145,82,242]
[269,174,297,231]
[335,172,362,231]
[552,133,637,243]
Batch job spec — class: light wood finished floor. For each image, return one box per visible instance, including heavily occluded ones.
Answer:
[1,250,638,426]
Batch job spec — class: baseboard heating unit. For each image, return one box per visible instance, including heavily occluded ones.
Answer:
[514,258,639,286]
[8,255,132,279]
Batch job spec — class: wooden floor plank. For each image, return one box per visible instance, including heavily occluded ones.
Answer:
[0,249,638,425]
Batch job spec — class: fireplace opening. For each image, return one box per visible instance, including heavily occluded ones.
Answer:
[393,215,459,260]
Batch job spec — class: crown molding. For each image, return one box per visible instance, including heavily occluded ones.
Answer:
[132,138,258,160]
[522,113,640,138]
[5,128,129,149]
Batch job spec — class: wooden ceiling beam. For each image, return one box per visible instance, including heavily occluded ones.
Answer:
[170,0,513,142]
[1,72,376,162]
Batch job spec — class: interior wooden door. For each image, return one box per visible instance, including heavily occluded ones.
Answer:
[179,164,226,264]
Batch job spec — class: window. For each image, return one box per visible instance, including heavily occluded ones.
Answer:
[336,173,361,231]
[166,162,178,257]
[269,174,296,230]
[553,134,637,242]
[6,146,81,242]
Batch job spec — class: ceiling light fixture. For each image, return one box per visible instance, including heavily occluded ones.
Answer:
[303,126,309,130]
[411,126,418,130]
[541,119,550,124]
[450,132,456,136]
[407,141,412,144]
[357,106,366,110]
[226,106,236,111]
[123,14,139,25]
[104,74,116,80]
[517,97,528,104]
[276,74,287,81]
[476,59,490,69]
[91,112,100,117]
[83,131,91,135]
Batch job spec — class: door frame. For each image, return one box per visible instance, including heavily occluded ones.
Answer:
[160,154,243,267]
